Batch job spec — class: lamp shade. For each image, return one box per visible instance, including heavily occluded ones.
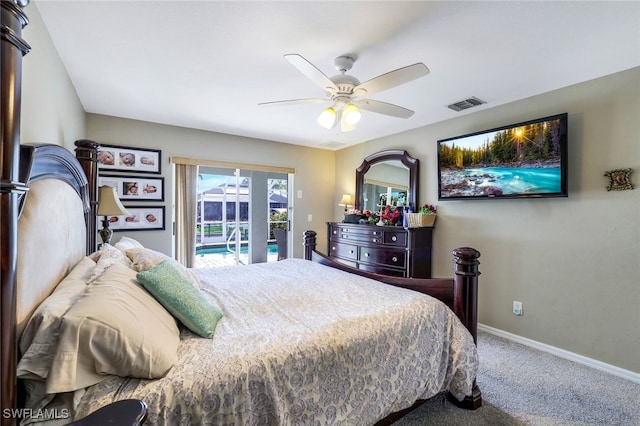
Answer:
[317,106,337,129]
[339,194,353,206]
[97,186,129,216]
[342,103,361,125]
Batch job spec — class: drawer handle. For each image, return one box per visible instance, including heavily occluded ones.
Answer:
[349,250,354,254]
[333,230,337,235]
[372,238,380,243]
[342,234,349,239]
[391,236,397,242]
[364,252,370,257]
[331,246,336,251]
[392,256,398,262]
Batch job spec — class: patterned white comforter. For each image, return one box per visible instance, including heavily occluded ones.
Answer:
[74,259,478,425]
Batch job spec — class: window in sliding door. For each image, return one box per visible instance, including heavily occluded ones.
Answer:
[195,167,290,268]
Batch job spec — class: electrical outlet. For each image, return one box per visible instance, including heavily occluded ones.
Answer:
[513,301,523,316]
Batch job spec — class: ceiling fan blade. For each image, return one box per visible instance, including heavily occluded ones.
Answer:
[258,98,329,106]
[354,63,429,96]
[356,99,415,118]
[284,54,338,94]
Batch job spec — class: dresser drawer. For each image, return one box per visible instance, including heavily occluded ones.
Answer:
[332,226,383,244]
[359,246,406,269]
[329,242,358,261]
[382,230,407,247]
[327,222,433,278]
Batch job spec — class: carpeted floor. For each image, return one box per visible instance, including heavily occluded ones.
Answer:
[393,330,640,425]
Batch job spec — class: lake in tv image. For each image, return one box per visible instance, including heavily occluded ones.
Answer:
[438,116,565,198]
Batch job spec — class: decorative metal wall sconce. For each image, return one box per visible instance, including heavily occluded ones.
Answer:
[604,168,633,191]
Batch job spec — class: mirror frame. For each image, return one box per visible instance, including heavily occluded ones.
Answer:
[355,150,419,211]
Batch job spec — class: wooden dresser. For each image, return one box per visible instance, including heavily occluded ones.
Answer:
[327,222,433,278]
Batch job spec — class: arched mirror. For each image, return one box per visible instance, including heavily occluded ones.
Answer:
[355,150,419,212]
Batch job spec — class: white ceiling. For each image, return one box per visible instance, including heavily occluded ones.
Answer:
[34,1,640,150]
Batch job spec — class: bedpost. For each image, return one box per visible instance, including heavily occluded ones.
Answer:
[451,247,480,343]
[450,247,482,410]
[75,139,100,254]
[303,230,317,260]
[1,1,31,423]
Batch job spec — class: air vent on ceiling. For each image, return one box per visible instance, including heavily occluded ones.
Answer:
[447,97,486,112]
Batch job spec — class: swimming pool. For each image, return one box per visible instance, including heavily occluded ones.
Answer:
[196,242,278,256]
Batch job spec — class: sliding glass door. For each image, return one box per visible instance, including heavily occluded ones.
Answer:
[195,167,289,267]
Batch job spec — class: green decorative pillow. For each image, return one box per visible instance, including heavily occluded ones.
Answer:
[136,260,223,338]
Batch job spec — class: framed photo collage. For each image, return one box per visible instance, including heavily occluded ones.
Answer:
[98,144,165,231]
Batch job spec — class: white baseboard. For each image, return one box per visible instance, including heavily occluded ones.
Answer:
[478,323,640,385]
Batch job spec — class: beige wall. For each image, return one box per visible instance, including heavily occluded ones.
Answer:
[86,115,335,258]
[21,2,85,147]
[336,67,640,373]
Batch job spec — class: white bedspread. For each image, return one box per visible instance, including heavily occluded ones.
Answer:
[73,259,478,425]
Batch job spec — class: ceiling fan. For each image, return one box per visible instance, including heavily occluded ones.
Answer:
[259,54,430,132]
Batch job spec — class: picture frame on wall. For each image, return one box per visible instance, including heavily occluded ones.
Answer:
[98,144,162,174]
[98,174,164,201]
[107,206,165,231]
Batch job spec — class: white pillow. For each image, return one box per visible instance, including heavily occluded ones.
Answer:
[126,247,201,288]
[18,257,96,380]
[88,249,101,262]
[86,243,132,283]
[46,263,180,393]
[114,236,144,253]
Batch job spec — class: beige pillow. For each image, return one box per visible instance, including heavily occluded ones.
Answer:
[46,263,180,393]
[18,257,97,380]
[87,243,132,283]
[114,236,144,253]
[126,247,201,288]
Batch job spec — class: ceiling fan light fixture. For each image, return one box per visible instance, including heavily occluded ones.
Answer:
[317,106,337,128]
[266,54,430,132]
[340,120,356,133]
[342,103,361,125]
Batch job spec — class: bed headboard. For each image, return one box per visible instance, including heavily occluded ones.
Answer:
[15,144,91,336]
[3,143,96,419]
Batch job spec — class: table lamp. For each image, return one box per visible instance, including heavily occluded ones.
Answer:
[339,194,353,212]
[97,185,129,245]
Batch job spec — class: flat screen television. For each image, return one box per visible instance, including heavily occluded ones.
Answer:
[437,113,568,200]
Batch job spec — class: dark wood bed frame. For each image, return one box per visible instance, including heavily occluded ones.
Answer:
[1,2,480,424]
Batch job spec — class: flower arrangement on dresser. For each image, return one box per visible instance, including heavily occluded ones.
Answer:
[345,206,406,226]
[419,204,437,214]
[406,204,437,228]
[379,205,400,226]
[345,204,437,227]
[344,209,379,225]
